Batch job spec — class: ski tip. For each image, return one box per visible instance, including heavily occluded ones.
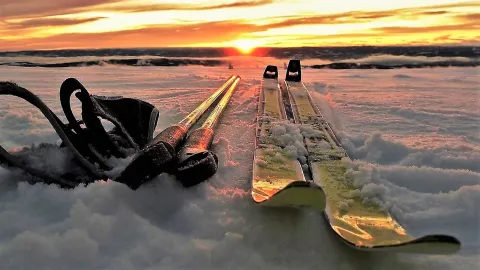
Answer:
[263,65,278,79]
[286,59,302,82]
[405,234,462,254]
[253,181,326,211]
[415,234,461,245]
[340,233,462,254]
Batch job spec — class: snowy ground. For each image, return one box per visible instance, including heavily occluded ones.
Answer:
[0,61,479,270]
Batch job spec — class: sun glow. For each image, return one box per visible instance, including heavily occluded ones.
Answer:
[232,39,261,54]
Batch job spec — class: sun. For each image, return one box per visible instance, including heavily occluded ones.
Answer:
[232,39,260,54]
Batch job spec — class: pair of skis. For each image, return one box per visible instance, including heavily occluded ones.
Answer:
[252,61,461,254]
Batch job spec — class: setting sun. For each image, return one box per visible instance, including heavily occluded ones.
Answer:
[232,39,261,54]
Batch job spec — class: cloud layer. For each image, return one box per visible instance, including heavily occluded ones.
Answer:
[1,1,479,50]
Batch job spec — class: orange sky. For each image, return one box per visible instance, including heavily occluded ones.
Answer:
[0,0,479,51]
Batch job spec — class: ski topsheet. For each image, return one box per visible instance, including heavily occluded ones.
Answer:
[251,65,325,210]
[283,60,461,254]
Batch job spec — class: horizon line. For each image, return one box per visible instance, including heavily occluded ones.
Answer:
[1,44,478,54]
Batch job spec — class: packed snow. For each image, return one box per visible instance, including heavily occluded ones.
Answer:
[0,61,478,270]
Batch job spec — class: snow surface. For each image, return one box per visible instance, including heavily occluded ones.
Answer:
[0,62,479,270]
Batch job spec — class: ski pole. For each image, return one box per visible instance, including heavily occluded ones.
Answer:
[114,74,238,189]
[175,76,241,187]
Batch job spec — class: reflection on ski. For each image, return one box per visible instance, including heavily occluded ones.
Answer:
[252,159,305,203]
[331,212,409,245]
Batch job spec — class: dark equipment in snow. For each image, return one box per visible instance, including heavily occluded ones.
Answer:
[0,75,241,189]
[115,74,240,189]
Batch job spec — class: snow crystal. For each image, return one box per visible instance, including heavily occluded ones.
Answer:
[270,125,286,136]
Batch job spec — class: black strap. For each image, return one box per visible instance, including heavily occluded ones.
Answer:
[60,78,159,158]
[0,81,104,186]
[0,79,159,187]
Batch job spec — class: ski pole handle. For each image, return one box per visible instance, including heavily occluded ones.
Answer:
[176,127,214,164]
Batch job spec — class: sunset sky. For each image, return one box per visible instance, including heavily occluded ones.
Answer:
[0,0,479,51]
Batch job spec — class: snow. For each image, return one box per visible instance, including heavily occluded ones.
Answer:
[0,62,479,269]
[337,54,479,66]
[268,121,308,160]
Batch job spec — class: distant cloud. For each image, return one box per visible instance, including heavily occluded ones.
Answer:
[1,0,122,19]
[1,0,275,19]
[5,17,106,30]
[374,22,479,34]
[0,20,260,50]
[104,0,276,13]
[260,2,480,29]
[417,10,450,15]
[455,13,480,22]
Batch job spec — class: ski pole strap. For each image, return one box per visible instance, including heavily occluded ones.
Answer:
[0,79,160,187]
[60,78,160,159]
[0,81,104,185]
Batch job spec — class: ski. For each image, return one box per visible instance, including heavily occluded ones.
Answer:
[283,59,461,254]
[251,65,325,211]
